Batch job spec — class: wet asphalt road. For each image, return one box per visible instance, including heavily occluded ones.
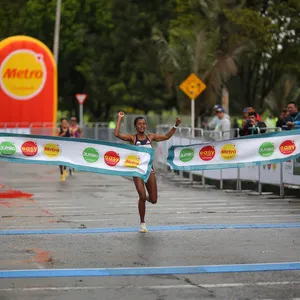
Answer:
[0,161,300,300]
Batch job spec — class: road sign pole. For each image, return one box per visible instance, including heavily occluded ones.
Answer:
[180,73,206,138]
[75,94,87,128]
[191,99,195,138]
[79,103,83,128]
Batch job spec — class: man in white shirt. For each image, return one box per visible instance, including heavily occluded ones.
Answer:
[209,104,230,130]
[214,107,231,140]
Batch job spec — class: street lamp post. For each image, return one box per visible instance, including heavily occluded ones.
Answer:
[53,0,61,64]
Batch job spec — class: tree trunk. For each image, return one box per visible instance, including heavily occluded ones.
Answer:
[221,86,229,114]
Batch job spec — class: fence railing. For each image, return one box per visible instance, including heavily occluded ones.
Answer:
[155,125,299,197]
[1,122,299,196]
[0,122,122,143]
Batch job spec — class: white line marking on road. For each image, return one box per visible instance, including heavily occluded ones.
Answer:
[41,210,94,213]
[104,200,298,204]
[169,208,300,213]
[66,217,300,222]
[175,214,300,219]
[35,201,74,203]
[106,203,299,208]
[202,281,300,288]
[37,206,87,209]
[1,219,300,229]
[50,207,299,213]
[262,299,300,300]
[0,281,299,292]
[0,212,95,218]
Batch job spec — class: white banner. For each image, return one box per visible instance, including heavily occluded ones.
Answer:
[283,158,300,185]
[167,130,300,171]
[0,133,154,182]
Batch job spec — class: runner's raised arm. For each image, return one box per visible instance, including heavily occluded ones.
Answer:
[114,111,134,143]
[149,118,181,142]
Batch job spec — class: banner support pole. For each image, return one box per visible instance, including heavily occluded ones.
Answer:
[191,100,195,138]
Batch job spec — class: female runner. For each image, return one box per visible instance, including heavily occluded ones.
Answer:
[56,118,71,181]
[114,111,181,232]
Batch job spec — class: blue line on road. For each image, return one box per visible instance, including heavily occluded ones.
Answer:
[1,262,300,278]
[0,223,300,236]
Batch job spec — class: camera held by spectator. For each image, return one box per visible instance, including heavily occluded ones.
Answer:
[240,112,267,136]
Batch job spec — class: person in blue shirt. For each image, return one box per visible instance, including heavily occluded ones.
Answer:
[284,102,300,130]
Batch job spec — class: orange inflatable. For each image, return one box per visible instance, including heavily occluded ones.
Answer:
[0,36,57,127]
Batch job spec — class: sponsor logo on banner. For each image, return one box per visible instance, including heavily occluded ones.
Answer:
[220,144,237,161]
[179,148,194,162]
[0,141,16,155]
[104,151,120,167]
[43,143,61,158]
[279,140,296,155]
[21,141,38,156]
[83,147,99,163]
[199,145,215,161]
[124,154,140,168]
[0,50,46,100]
[259,142,274,157]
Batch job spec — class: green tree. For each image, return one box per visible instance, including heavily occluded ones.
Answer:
[225,0,300,114]
[0,0,27,39]
[2,0,299,121]
[152,0,248,123]
[265,76,300,115]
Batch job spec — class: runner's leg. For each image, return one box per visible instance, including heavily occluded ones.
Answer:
[59,166,65,182]
[133,177,147,223]
[145,172,158,204]
[63,166,68,177]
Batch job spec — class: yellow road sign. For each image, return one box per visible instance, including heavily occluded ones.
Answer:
[180,73,206,100]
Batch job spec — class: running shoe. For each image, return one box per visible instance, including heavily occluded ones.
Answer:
[60,174,65,182]
[139,223,148,233]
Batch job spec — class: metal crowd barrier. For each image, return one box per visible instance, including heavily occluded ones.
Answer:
[155,125,299,197]
[0,122,118,141]
[0,122,298,196]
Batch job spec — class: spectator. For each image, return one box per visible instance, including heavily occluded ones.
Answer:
[284,101,300,130]
[208,104,229,130]
[214,107,231,139]
[69,116,83,138]
[240,112,267,136]
[240,107,249,129]
[247,105,262,122]
[276,109,288,128]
